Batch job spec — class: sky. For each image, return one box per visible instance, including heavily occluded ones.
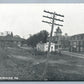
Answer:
[0,4,84,39]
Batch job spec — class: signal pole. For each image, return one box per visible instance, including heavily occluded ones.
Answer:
[42,10,64,80]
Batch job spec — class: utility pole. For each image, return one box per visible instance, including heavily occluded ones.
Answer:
[42,10,64,80]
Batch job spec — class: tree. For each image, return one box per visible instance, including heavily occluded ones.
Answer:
[27,30,49,47]
[21,38,27,46]
[11,32,13,37]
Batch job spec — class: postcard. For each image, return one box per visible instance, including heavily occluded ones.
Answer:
[0,1,84,82]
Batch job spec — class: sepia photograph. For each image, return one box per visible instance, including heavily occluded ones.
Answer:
[0,3,84,81]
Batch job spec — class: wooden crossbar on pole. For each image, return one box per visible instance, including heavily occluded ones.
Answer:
[44,10,64,17]
[42,20,63,26]
[43,15,64,22]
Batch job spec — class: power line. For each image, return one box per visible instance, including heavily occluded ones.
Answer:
[42,10,64,80]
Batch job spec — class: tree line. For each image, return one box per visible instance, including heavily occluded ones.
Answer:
[22,30,49,47]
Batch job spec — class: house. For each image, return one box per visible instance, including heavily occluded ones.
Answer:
[36,42,55,52]
[69,33,84,52]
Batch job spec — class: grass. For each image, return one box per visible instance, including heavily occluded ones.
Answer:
[0,47,84,80]
[0,48,9,61]
[46,63,84,81]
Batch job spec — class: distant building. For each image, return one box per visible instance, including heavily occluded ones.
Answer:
[36,27,70,52]
[69,33,84,52]
[0,31,12,36]
[36,42,55,52]
[48,27,70,51]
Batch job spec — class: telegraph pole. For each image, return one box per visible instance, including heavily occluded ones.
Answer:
[42,10,64,80]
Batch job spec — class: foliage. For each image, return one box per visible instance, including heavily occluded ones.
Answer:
[27,30,49,47]
[21,39,27,46]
